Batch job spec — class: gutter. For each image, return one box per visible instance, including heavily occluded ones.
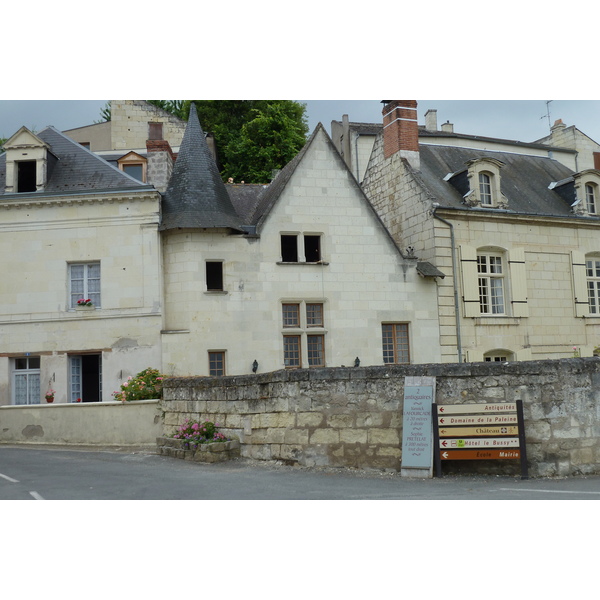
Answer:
[432,208,463,362]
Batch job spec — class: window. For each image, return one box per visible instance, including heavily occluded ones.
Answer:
[282,301,325,367]
[484,353,509,362]
[148,122,163,141]
[123,164,144,182]
[79,142,91,150]
[69,263,101,308]
[306,303,324,327]
[477,254,505,315]
[206,261,224,291]
[13,357,41,405]
[280,233,324,263]
[587,258,600,314]
[586,184,597,214]
[283,336,301,368]
[281,235,298,262]
[282,303,300,327]
[304,235,321,262]
[17,161,37,192]
[382,323,410,364]
[307,335,325,366]
[208,352,226,376]
[479,172,492,205]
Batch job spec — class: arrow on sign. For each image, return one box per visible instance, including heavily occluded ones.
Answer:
[441,440,448,447]
[442,451,449,459]
[440,418,445,424]
[439,407,445,413]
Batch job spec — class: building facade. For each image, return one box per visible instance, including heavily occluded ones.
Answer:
[362,100,600,363]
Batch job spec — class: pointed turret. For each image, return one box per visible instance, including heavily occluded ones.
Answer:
[159,103,243,231]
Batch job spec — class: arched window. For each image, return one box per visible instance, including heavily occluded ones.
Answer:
[484,350,513,362]
[479,172,493,205]
[477,251,505,314]
[586,183,597,214]
[586,255,600,314]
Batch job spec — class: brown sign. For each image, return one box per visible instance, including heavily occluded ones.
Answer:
[440,449,521,460]
[438,414,518,426]
[437,403,517,415]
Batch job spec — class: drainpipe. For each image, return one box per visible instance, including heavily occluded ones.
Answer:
[432,208,463,362]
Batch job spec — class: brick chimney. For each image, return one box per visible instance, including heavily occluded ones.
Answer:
[381,100,419,169]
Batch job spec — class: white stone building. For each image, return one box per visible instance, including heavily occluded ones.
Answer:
[0,102,443,405]
[362,101,600,363]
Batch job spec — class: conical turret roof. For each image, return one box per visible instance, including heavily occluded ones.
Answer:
[159,103,243,231]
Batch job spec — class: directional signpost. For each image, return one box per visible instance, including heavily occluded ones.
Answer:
[433,400,528,479]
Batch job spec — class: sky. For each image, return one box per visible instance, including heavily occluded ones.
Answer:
[2,99,600,146]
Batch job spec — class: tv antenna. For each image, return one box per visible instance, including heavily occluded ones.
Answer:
[541,100,553,131]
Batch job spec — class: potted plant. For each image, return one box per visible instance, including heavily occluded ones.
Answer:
[45,389,55,403]
[75,298,94,311]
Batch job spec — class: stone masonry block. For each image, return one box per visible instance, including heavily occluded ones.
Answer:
[309,429,340,444]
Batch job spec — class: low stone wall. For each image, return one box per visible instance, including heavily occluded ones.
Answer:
[0,400,163,448]
[162,358,600,477]
[156,437,240,463]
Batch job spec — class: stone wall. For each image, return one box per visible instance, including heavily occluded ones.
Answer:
[162,358,600,478]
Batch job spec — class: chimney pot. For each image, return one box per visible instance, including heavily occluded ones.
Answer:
[441,121,454,133]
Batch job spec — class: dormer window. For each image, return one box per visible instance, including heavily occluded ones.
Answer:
[572,170,600,216]
[2,127,53,194]
[117,151,147,183]
[463,158,507,209]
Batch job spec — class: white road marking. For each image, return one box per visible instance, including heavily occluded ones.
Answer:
[29,491,45,500]
[497,487,600,495]
[0,473,19,483]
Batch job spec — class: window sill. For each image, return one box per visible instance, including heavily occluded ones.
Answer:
[474,316,520,325]
[204,290,228,295]
[276,261,329,266]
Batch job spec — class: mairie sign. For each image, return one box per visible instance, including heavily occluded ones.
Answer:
[440,449,521,460]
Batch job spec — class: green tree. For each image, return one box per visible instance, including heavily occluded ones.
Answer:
[0,137,7,150]
[148,100,308,183]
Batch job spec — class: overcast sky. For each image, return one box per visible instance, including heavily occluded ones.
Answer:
[2,99,599,146]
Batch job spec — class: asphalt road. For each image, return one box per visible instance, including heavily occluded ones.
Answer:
[1,445,600,500]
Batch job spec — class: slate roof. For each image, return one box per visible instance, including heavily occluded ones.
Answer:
[159,103,243,231]
[0,127,153,197]
[418,143,579,217]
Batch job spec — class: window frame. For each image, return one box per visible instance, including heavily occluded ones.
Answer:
[382,323,410,365]
[281,301,326,368]
[478,172,493,205]
[208,351,226,376]
[283,335,302,368]
[477,253,506,315]
[69,262,101,308]
[279,233,324,263]
[206,261,225,292]
[13,356,41,405]
[586,183,597,215]
[586,257,600,314]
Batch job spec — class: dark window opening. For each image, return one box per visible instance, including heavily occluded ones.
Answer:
[17,161,37,192]
[206,261,224,291]
[304,235,321,262]
[149,122,163,140]
[281,235,298,262]
[123,164,144,181]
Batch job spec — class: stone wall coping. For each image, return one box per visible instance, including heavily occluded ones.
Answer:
[0,399,160,410]
[161,358,600,393]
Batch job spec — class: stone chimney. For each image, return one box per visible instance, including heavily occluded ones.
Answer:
[146,139,175,194]
[441,120,454,133]
[382,100,419,169]
[550,119,568,147]
[425,109,438,131]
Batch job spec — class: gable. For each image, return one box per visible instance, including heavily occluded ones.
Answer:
[258,125,406,262]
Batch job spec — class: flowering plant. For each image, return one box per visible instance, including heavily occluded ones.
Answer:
[112,367,163,402]
[172,419,229,449]
[77,298,93,306]
[45,389,55,402]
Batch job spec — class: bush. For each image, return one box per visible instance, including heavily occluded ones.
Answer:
[172,419,229,449]
[112,367,163,402]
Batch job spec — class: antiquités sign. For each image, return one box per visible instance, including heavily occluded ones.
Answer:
[401,381,435,470]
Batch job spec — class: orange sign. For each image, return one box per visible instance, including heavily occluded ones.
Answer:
[440,449,521,460]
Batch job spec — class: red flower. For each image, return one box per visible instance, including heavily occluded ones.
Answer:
[76,398,82,402]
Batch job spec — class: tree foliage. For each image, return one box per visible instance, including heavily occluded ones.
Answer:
[147,100,308,183]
